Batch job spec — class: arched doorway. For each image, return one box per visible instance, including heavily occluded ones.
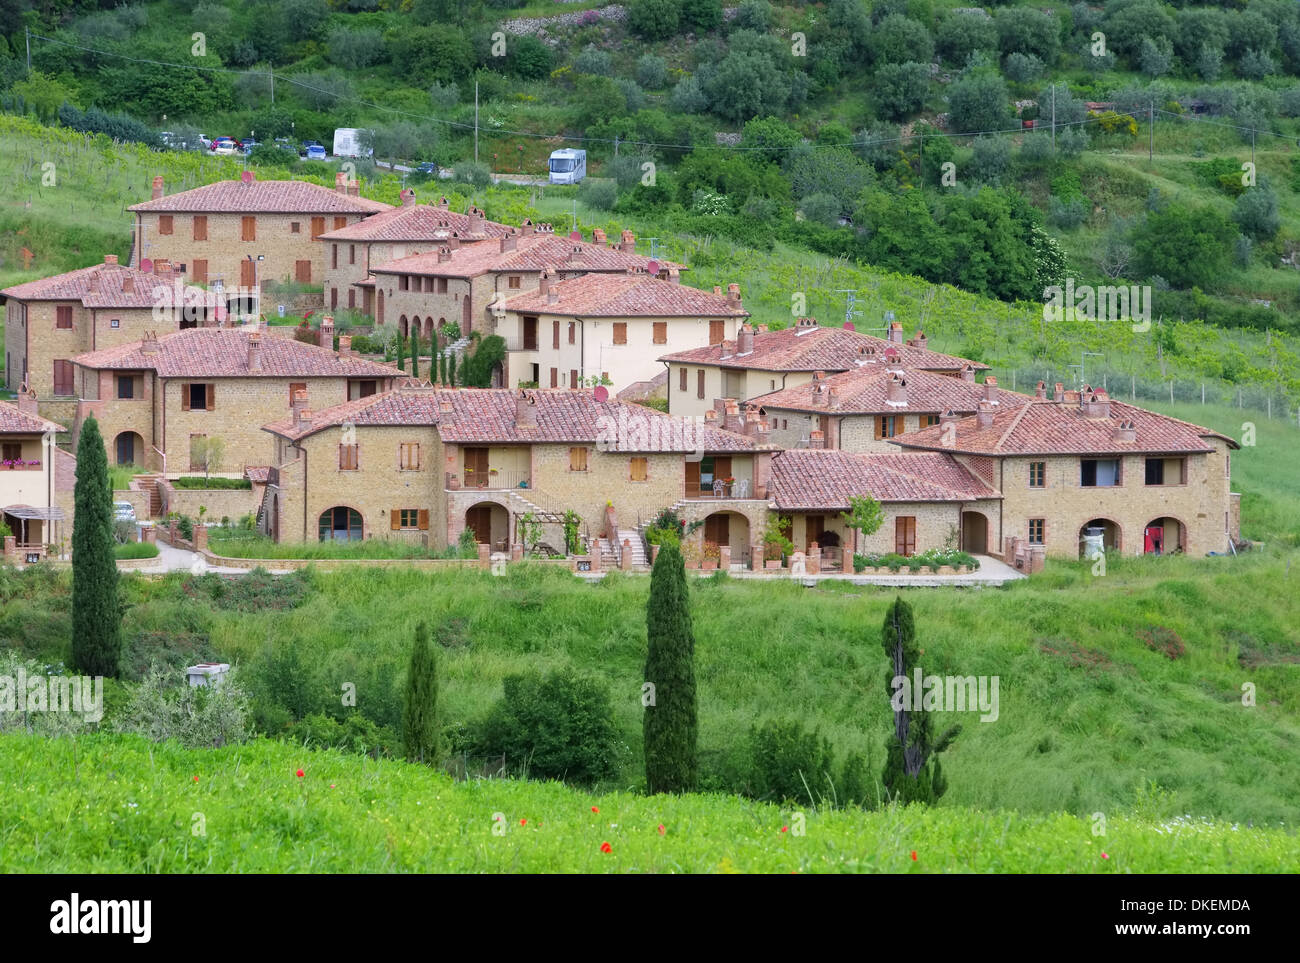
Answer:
[114,431,143,466]
[1143,517,1184,555]
[961,510,989,553]
[490,361,504,388]
[465,501,508,551]
[702,511,751,565]
[318,506,363,541]
[398,314,409,337]
[1079,518,1121,558]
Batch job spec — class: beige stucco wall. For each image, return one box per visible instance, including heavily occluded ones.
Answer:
[667,365,820,418]
[0,434,55,509]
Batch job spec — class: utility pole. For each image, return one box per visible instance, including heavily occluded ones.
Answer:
[474,81,479,165]
[834,289,865,327]
[1251,128,1256,169]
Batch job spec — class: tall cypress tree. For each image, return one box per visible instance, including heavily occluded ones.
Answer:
[396,331,406,373]
[643,542,698,793]
[71,414,122,677]
[447,353,457,386]
[436,351,445,385]
[880,596,958,804]
[410,329,420,380]
[403,621,446,765]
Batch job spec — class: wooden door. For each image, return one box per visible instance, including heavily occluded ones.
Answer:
[713,456,731,487]
[240,259,256,288]
[895,516,916,556]
[806,515,825,550]
[465,506,493,544]
[464,447,489,487]
[685,460,700,497]
[704,514,729,547]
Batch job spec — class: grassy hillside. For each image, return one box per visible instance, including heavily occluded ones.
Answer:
[2,733,1294,872]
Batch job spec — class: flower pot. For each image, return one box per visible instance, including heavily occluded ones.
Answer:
[701,560,718,572]
[765,560,783,570]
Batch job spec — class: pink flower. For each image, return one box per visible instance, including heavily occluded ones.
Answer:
[1101,852,1109,859]
[657,824,665,835]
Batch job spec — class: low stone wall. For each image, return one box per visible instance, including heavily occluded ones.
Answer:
[158,480,259,523]
[199,549,486,572]
[116,555,163,571]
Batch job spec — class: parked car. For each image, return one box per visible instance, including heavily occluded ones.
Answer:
[416,161,437,175]
[299,140,323,157]
[305,144,327,161]
[212,137,239,155]
[158,130,177,148]
[242,139,261,154]
[113,502,136,522]
[273,138,297,154]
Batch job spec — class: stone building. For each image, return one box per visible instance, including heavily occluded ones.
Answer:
[0,395,75,558]
[660,317,987,418]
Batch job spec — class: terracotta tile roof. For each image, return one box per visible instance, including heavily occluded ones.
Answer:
[658,323,986,372]
[751,365,1030,416]
[769,450,999,509]
[0,401,63,435]
[244,466,271,483]
[128,177,391,214]
[265,387,759,452]
[2,261,223,310]
[317,203,512,241]
[890,397,1238,456]
[504,273,747,318]
[72,328,397,379]
[371,233,684,279]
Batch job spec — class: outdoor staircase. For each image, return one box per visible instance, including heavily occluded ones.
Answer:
[597,528,647,568]
[506,488,565,525]
[136,475,163,518]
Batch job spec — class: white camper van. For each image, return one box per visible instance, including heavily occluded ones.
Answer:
[548,148,587,184]
[333,128,373,159]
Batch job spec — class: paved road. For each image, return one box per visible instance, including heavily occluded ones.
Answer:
[150,540,294,575]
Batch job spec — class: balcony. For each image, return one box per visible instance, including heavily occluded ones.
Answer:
[684,479,757,499]
[0,460,43,471]
[448,469,532,491]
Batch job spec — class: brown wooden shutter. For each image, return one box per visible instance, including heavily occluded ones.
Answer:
[653,321,667,344]
[205,383,215,410]
[568,322,575,344]
[550,367,558,387]
[242,216,256,241]
[391,510,401,530]
[159,215,173,236]
[332,244,338,269]
[192,259,208,283]
[613,322,627,344]
[697,369,705,399]
[56,306,73,329]
[709,319,724,344]
[311,217,325,240]
[418,509,429,531]
[295,261,311,283]
[570,368,578,388]
[182,383,191,411]
[193,216,207,241]
[334,216,347,231]
[679,368,687,392]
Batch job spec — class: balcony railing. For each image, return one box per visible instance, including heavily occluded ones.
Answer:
[0,461,42,471]
[451,469,532,491]
[685,480,756,499]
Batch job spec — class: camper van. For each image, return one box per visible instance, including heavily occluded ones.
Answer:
[548,148,587,184]
[333,128,373,159]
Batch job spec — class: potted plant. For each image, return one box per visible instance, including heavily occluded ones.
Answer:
[760,516,793,569]
[701,541,720,571]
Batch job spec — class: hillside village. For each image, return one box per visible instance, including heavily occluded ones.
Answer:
[2,172,1242,573]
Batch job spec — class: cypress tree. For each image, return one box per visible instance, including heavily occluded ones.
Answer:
[643,542,698,793]
[410,329,420,379]
[70,414,122,677]
[402,621,446,765]
[880,596,959,804]
[447,353,457,385]
[436,351,444,385]
[396,332,406,373]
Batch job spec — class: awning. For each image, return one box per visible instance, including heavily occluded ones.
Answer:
[1,505,66,520]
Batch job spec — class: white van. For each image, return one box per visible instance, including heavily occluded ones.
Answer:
[548,148,587,184]
[333,128,373,159]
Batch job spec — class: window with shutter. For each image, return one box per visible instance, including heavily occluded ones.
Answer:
[612,323,627,345]
[205,383,215,410]
[550,368,558,387]
[570,369,578,388]
[697,369,705,399]
[334,216,347,231]
[349,245,356,265]
[568,322,575,344]
[570,447,588,471]
[679,368,687,392]
[709,319,725,344]
[339,444,359,471]
[158,215,173,236]
[348,289,355,309]
[53,360,74,396]
[652,322,667,344]
[311,217,325,240]
[56,306,73,329]
[191,259,208,284]
[193,216,207,241]
[331,287,338,309]
[399,442,421,470]
[630,457,648,482]
[553,320,560,349]
[332,245,338,270]
[241,216,256,241]
[295,261,312,283]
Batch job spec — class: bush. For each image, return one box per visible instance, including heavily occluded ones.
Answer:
[288,711,396,758]
[578,178,618,210]
[473,669,624,786]
[1048,196,1089,230]
[176,516,194,541]
[171,477,252,490]
[629,0,682,40]
[115,665,250,749]
[635,53,669,89]
[948,69,1011,133]
[745,718,836,805]
[874,61,929,121]
[680,0,722,32]
[1003,52,1044,84]
[453,160,492,188]
[114,542,160,560]
[574,45,613,76]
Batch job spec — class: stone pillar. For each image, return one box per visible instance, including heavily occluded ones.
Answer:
[3,535,15,560]
[807,547,821,575]
[590,549,602,573]
[719,545,731,570]
[650,543,661,565]
[751,544,764,571]
[168,520,178,544]
[141,526,156,544]
[511,543,524,562]
[620,539,633,571]
[477,542,490,569]
[192,525,208,552]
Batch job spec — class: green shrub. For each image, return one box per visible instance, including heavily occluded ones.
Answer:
[578,177,618,210]
[288,712,396,758]
[473,669,624,786]
[176,516,194,541]
[171,477,252,490]
[114,542,160,560]
[745,718,836,806]
[114,665,250,749]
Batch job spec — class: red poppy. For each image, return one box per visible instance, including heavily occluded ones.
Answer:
[910,851,917,861]
[520,818,527,825]
[600,842,612,853]
[781,826,788,833]
[193,776,199,783]
[1101,852,1109,860]
[296,769,304,778]
[591,806,599,813]
[657,824,665,835]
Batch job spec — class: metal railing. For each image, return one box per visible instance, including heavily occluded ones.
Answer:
[455,469,532,491]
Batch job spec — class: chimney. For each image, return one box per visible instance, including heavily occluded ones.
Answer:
[737,323,754,355]
[500,233,518,253]
[520,219,535,236]
[335,172,348,194]
[140,331,160,355]
[907,329,928,349]
[319,316,335,349]
[828,386,841,409]
[665,267,680,284]
[1035,380,1047,399]
[247,330,263,371]
[809,429,825,449]
[887,373,907,405]
[547,288,559,305]
[438,196,450,210]
[757,324,768,333]
[538,270,552,296]
[153,258,170,276]
[704,409,719,424]
[940,408,960,429]
[400,189,416,206]
[445,235,460,250]
[976,400,995,429]
[338,335,352,356]
[1053,381,1065,402]
[723,399,743,433]
[516,389,537,428]
[960,364,975,383]
[725,283,741,309]
[151,176,164,200]
[592,228,607,244]
[795,317,818,335]
[471,208,486,234]
[983,376,998,404]
[712,286,722,296]
[122,274,133,294]
[1111,419,1136,443]
[755,418,771,447]
[888,321,903,344]
[16,383,37,414]
[103,254,119,265]
[1082,389,1111,419]
[619,229,635,252]
[437,246,453,263]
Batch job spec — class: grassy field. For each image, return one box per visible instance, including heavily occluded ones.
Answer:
[1,733,1293,873]
[207,531,472,560]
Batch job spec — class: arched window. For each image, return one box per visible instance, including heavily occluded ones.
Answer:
[319,507,363,542]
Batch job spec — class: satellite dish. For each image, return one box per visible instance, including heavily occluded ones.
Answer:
[139,258,153,273]
[844,322,855,331]
[240,170,254,184]
[593,385,609,402]
[646,259,660,275]
[569,230,582,241]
